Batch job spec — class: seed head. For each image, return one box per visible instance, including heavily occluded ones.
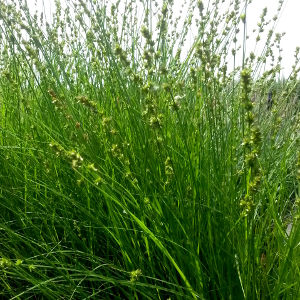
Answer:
[130,269,142,282]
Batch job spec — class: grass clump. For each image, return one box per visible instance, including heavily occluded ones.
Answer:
[0,0,300,299]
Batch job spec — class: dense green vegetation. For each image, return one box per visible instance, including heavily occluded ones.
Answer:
[0,0,300,298]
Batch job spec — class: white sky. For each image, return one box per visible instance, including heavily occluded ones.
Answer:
[25,0,300,77]
[172,0,300,77]
[245,0,300,77]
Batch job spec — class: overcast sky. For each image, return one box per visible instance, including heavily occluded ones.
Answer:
[246,0,300,77]
[177,0,300,77]
[26,0,299,77]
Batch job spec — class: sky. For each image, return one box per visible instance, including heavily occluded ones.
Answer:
[245,0,300,77]
[173,0,300,77]
[25,0,300,77]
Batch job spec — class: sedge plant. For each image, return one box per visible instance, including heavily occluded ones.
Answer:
[0,0,300,299]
